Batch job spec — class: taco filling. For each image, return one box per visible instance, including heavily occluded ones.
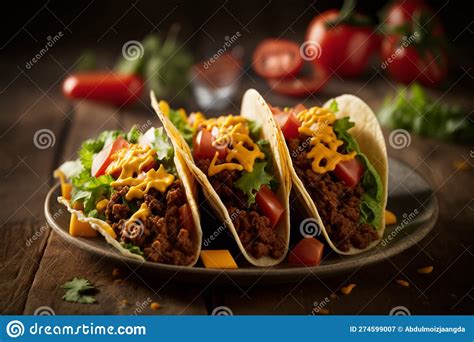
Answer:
[271,101,384,252]
[162,102,286,260]
[56,126,198,265]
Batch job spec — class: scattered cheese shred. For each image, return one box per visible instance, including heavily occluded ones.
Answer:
[395,279,410,287]
[340,283,357,295]
[385,210,397,225]
[417,266,434,274]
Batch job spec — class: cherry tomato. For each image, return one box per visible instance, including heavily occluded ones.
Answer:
[193,128,227,160]
[381,36,447,87]
[253,39,304,79]
[379,0,447,87]
[62,72,144,106]
[267,63,329,97]
[256,185,285,228]
[91,136,129,177]
[288,237,324,266]
[179,204,194,232]
[306,9,378,77]
[383,0,444,36]
[333,158,365,188]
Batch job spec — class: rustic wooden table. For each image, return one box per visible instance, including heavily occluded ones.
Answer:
[1,54,473,315]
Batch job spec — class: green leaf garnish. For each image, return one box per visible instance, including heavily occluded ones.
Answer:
[378,83,474,142]
[235,161,273,205]
[61,277,96,304]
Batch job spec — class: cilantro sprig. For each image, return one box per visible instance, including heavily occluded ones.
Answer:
[61,278,96,304]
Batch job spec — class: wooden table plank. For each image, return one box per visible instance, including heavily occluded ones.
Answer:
[0,70,69,313]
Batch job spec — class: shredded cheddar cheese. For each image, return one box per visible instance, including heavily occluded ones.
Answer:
[111,165,175,201]
[125,202,150,228]
[297,107,356,174]
[106,144,156,179]
[199,115,265,176]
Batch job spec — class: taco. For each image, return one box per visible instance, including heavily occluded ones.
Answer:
[54,124,202,266]
[150,90,290,267]
[268,95,388,255]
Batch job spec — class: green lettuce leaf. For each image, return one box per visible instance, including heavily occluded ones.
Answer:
[168,108,193,145]
[71,171,114,215]
[235,161,273,205]
[78,130,123,171]
[328,99,339,113]
[121,243,144,257]
[333,117,384,229]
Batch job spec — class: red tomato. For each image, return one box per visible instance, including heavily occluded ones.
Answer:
[381,36,447,86]
[256,185,285,228]
[267,63,329,97]
[91,136,129,177]
[179,204,194,232]
[306,10,378,77]
[288,237,324,266]
[62,72,144,106]
[333,158,364,188]
[193,128,227,160]
[273,111,301,140]
[383,0,444,36]
[253,39,304,79]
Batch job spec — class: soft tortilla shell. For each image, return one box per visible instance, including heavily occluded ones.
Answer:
[150,90,290,267]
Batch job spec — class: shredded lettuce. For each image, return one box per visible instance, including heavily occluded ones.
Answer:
[378,83,474,142]
[248,119,262,141]
[333,117,384,229]
[168,108,193,145]
[121,242,144,257]
[235,161,274,205]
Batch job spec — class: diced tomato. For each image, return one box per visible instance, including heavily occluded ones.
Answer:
[62,72,144,106]
[91,136,129,177]
[179,203,194,232]
[256,185,285,228]
[333,158,364,188]
[288,237,324,266]
[193,128,227,160]
[273,111,301,140]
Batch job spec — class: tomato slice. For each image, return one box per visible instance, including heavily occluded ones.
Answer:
[267,63,329,97]
[288,237,324,266]
[333,158,364,188]
[255,185,284,228]
[91,136,129,177]
[63,72,144,106]
[193,128,227,160]
[253,39,304,79]
[273,111,301,140]
[179,203,194,232]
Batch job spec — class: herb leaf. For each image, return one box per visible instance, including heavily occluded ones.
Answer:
[61,277,96,304]
[235,161,273,205]
[71,171,114,215]
[121,243,144,257]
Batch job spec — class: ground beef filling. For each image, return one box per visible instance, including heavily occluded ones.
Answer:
[288,134,378,252]
[196,159,285,260]
[104,180,195,265]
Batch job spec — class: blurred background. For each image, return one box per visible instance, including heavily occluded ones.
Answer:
[1,0,473,111]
